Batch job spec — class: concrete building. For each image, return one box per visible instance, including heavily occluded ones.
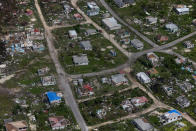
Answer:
[111,74,128,86]
[162,85,173,96]
[130,39,144,50]
[160,110,182,125]
[85,29,97,36]
[68,30,77,40]
[87,2,100,16]
[80,41,92,50]
[114,0,135,8]
[102,17,121,30]
[49,116,70,130]
[183,41,194,49]
[96,109,107,119]
[41,76,56,86]
[5,120,28,131]
[136,72,151,84]
[176,95,190,108]
[165,23,178,33]
[131,96,148,107]
[46,91,62,104]
[174,5,189,15]
[121,99,134,112]
[147,52,159,67]
[146,16,158,24]
[72,54,89,65]
[132,117,154,131]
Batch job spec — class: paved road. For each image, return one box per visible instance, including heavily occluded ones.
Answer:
[100,0,159,48]
[71,0,131,58]
[34,0,88,131]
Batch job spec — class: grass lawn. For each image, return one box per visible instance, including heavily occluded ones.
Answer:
[71,73,131,99]
[79,88,153,125]
[105,0,196,45]
[98,120,136,131]
[173,36,196,62]
[52,24,127,74]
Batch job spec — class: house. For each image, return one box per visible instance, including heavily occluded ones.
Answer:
[136,72,151,84]
[192,19,196,26]
[147,68,159,77]
[160,110,182,125]
[73,13,83,20]
[85,29,97,36]
[102,17,121,30]
[80,41,92,50]
[147,52,159,67]
[116,30,130,39]
[46,91,61,104]
[177,82,194,93]
[121,99,134,112]
[130,39,144,50]
[132,117,154,131]
[96,109,107,119]
[110,50,117,57]
[131,96,148,107]
[156,35,169,42]
[49,116,70,130]
[114,0,135,8]
[165,23,178,33]
[87,2,100,16]
[78,84,94,97]
[111,74,128,86]
[5,120,28,131]
[120,38,130,44]
[175,57,186,64]
[101,77,111,84]
[162,85,173,96]
[72,54,89,65]
[41,76,56,86]
[173,5,189,15]
[146,16,157,24]
[68,30,77,40]
[63,4,72,14]
[183,41,194,49]
[38,67,50,76]
[176,95,190,108]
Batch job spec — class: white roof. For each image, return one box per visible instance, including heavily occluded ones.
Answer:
[136,72,150,81]
[176,7,189,13]
[102,17,121,29]
[87,2,99,10]
[69,30,77,36]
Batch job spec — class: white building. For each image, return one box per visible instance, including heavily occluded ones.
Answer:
[165,23,178,33]
[87,2,100,16]
[72,54,89,65]
[183,41,194,49]
[102,17,121,30]
[147,52,159,67]
[174,5,189,15]
[68,30,77,40]
[160,110,182,125]
[136,72,151,84]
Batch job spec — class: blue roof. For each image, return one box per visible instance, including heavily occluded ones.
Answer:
[46,91,61,103]
[168,110,181,115]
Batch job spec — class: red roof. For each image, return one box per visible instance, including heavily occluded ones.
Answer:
[34,29,39,32]
[83,84,93,91]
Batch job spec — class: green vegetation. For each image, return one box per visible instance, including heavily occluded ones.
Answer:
[79,88,153,125]
[106,0,196,44]
[52,24,127,74]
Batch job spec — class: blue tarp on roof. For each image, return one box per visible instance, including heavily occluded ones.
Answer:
[46,91,61,103]
[168,110,181,115]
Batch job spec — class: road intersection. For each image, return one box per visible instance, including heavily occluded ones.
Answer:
[34,0,196,130]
